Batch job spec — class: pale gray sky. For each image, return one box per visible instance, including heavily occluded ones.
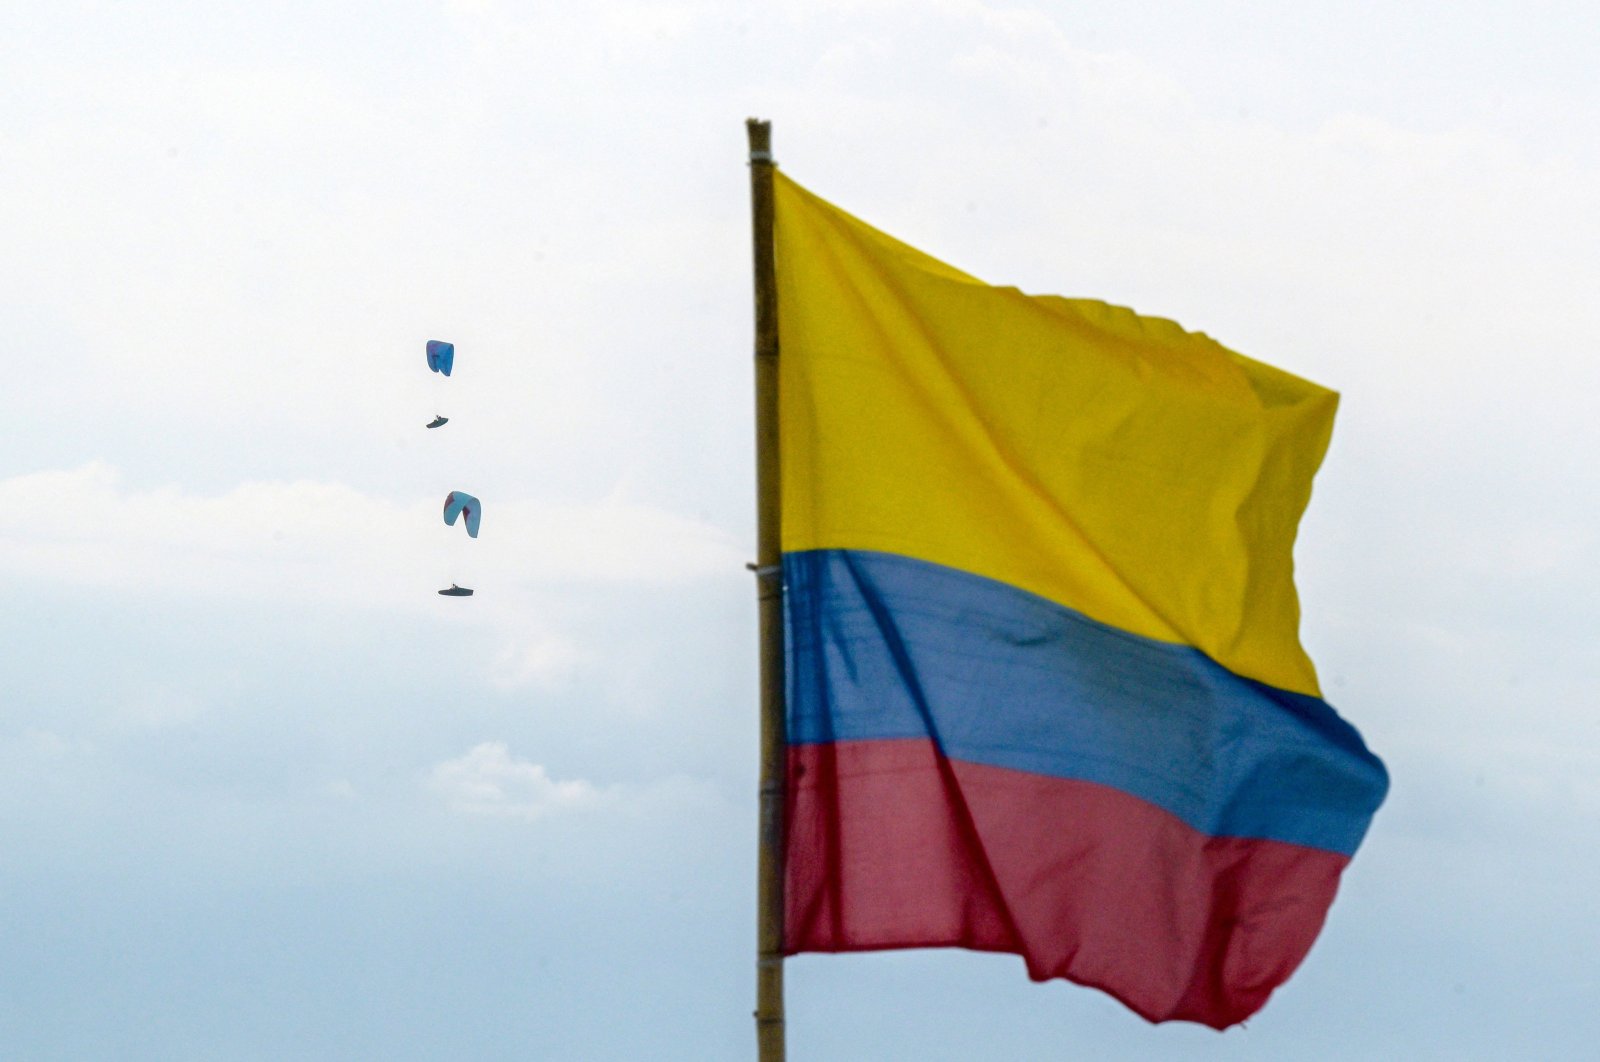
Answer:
[4,2,1598,1058]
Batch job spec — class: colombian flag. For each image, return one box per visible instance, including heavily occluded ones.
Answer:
[775,172,1388,1028]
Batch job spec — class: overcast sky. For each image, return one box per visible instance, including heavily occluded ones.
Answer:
[4,1,1598,1059]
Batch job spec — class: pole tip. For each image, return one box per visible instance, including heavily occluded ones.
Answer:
[746,118,773,161]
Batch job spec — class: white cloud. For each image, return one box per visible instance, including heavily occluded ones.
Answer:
[426,742,723,824]
[1492,744,1600,816]
[18,729,70,758]
[427,741,602,820]
[0,462,745,605]
[323,779,359,801]
[122,684,212,729]
[486,633,584,692]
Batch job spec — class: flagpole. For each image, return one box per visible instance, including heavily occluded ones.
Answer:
[747,116,787,1062]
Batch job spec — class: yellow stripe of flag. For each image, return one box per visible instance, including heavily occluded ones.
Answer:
[775,171,1336,697]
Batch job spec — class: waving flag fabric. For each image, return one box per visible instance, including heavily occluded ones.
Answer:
[774,171,1388,1028]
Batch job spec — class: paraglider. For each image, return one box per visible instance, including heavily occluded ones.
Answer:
[426,339,455,376]
[443,490,481,538]
[424,338,476,597]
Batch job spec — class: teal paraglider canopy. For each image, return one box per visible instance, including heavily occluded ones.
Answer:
[426,340,455,376]
[443,491,481,538]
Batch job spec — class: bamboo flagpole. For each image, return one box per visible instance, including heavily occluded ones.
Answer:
[747,117,786,1061]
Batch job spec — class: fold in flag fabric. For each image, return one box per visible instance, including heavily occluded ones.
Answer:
[775,171,1389,1029]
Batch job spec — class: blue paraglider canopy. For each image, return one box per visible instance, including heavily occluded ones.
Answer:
[438,584,474,597]
[426,340,455,376]
[443,491,481,538]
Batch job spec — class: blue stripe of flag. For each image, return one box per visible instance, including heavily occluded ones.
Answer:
[784,548,1389,856]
